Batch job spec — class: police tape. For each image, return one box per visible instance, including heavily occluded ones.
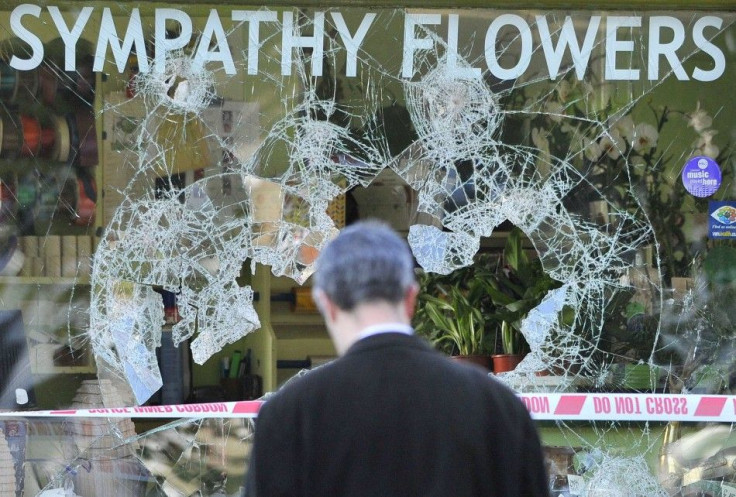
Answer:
[0,394,735,422]
[519,393,736,422]
[0,400,264,419]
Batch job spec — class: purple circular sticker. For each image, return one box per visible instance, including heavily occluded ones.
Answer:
[681,156,722,198]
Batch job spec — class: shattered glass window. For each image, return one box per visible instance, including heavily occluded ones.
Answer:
[0,4,734,496]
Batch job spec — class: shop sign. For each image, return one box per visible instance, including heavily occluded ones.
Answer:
[5,6,728,82]
[709,201,736,239]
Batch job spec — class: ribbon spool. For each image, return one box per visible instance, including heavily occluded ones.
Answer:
[11,68,38,103]
[76,57,94,100]
[0,176,16,223]
[74,110,97,168]
[38,65,59,106]
[15,173,37,211]
[52,113,78,165]
[33,174,61,234]
[39,123,55,158]
[15,173,38,235]
[0,61,17,99]
[58,170,96,227]
[73,172,96,226]
[0,113,22,159]
[19,114,41,157]
[126,54,139,98]
[64,55,95,103]
[0,236,25,277]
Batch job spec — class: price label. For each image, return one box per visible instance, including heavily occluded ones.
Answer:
[722,483,736,497]
[567,475,586,496]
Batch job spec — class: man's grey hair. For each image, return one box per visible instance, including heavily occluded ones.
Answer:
[312,220,416,310]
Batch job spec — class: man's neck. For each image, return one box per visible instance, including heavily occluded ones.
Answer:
[328,301,410,355]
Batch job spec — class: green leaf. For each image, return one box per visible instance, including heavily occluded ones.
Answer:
[504,227,529,272]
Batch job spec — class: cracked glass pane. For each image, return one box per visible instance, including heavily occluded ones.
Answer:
[0,5,734,497]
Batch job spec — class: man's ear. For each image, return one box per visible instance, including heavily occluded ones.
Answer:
[313,289,339,323]
[404,283,419,320]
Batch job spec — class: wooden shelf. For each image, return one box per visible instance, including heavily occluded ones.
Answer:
[30,345,96,375]
[0,276,90,286]
[269,301,324,327]
[275,326,330,340]
[33,365,97,375]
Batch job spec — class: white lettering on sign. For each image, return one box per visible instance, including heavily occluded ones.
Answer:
[537,15,600,80]
[402,13,441,78]
[94,8,148,73]
[648,16,688,80]
[154,8,192,73]
[281,10,325,76]
[48,6,94,71]
[484,14,533,80]
[231,10,279,75]
[332,12,376,78]
[8,4,44,71]
[192,9,236,74]
[5,5,727,82]
[693,16,726,82]
[605,16,641,81]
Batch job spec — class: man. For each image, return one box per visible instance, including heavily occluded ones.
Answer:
[244,220,550,497]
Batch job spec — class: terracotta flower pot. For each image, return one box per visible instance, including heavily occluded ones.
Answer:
[451,355,492,370]
[491,354,525,373]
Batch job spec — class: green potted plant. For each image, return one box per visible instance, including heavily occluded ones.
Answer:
[414,226,563,373]
[479,227,563,372]
[494,320,524,372]
[414,262,493,369]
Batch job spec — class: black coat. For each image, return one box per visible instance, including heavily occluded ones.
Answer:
[244,332,550,497]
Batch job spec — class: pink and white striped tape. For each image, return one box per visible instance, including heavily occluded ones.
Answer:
[519,393,734,422]
[0,394,734,422]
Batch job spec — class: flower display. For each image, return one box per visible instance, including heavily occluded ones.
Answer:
[632,123,658,152]
[506,74,730,283]
[693,129,720,158]
[687,101,714,132]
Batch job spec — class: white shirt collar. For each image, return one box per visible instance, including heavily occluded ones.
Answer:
[357,323,414,341]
